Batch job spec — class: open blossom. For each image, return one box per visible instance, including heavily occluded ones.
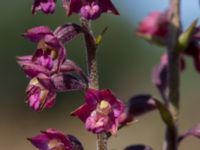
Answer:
[17,49,54,78]
[28,128,84,150]
[71,88,125,135]
[62,0,119,20]
[23,26,66,70]
[32,0,56,14]
[26,74,56,111]
[17,52,87,111]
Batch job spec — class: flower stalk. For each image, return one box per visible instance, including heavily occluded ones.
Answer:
[164,0,181,150]
[82,20,99,89]
[82,20,108,150]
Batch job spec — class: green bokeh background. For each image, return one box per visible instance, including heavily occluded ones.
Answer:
[1,0,200,149]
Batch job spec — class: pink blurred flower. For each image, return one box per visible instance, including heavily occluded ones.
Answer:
[136,11,169,44]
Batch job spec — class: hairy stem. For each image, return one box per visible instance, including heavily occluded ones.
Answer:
[164,0,181,150]
[82,20,107,150]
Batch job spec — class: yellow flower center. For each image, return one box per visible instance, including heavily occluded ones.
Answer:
[30,78,39,86]
[97,100,111,116]
[39,89,49,103]
[37,40,58,59]
[48,139,65,150]
[29,78,49,109]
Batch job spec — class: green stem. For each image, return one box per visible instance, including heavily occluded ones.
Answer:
[82,20,107,150]
[164,0,181,150]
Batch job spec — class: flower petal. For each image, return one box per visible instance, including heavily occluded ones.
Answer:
[51,73,87,92]
[64,0,82,16]
[17,60,50,78]
[32,0,56,14]
[71,104,95,122]
[54,23,83,44]
[99,0,119,15]
[24,26,53,43]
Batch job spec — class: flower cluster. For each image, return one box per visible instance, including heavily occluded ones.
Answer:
[132,6,200,150]
[32,0,119,20]
[137,10,200,96]
[17,25,86,111]
[19,0,200,150]
[18,1,127,149]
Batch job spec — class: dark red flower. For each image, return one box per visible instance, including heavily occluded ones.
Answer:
[62,0,119,20]
[32,0,57,15]
[71,88,125,135]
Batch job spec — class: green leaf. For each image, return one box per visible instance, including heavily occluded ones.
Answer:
[154,99,174,127]
[95,26,108,45]
[177,19,198,51]
[136,33,166,47]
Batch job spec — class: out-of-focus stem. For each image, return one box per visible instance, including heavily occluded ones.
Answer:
[164,0,181,150]
[82,20,107,150]
[168,0,181,109]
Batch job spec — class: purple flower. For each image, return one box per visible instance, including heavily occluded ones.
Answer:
[17,49,53,78]
[23,26,66,71]
[17,52,87,111]
[26,74,56,111]
[18,57,87,111]
[28,128,84,150]
[18,24,83,78]
[17,24,86,111]
[71,88,125,135]
[32,0,56,15]
[22,24,83,71]
[17,24,87,111]
[62,0,119,20]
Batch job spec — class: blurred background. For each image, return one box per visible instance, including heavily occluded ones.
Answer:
[1,0,200,149]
